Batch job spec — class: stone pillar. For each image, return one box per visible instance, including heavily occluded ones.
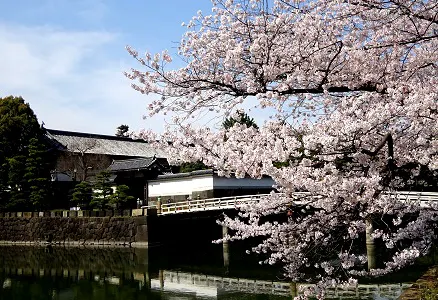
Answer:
[365,217,376,270]
[157,197,162,215]
[159,269,164,290]
[222,225,230,268]
[133,217,148,247]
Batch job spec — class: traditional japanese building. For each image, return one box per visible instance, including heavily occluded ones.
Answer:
[45,128,167,182]
[44,128,168,206]
[108,157,171,203]
[44,128,275,208]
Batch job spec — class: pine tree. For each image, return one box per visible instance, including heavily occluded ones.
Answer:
[115,124,130,137]
[6,155,27,210]
[71,181,92,209]
[24,138,51,210]
[222,111,258,130]
[109,185,134,209]
[178,161,209,173]
[0,162,8,205]
[90,171,113,209]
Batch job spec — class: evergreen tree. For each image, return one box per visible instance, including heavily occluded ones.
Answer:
[0,162,8,206]
[6,155,27,210]
[222,111,258,130]
[115,124,130,137]
[109,185,134,209]
[0,96,52,211]
[24,138,51,210]
[71,181,92,209]
[178,161,209,173]
[90,171,113,209]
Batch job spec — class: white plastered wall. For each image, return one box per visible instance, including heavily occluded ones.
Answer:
[148,173,275,197]
[148,174,214,197]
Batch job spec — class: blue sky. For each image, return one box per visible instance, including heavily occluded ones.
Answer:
[0,0,215,135]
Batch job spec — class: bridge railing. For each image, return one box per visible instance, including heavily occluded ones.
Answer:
[143,194,271,215]
[390,191,438,207]
[142,191,438,215]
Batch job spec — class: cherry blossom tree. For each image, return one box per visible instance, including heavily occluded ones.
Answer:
[126,0,438,296]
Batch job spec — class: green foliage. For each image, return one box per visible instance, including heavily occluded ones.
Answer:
[178,161,209,173]
[72,181,92,209]
[0,162,8,206]
[25,138,52,210]
[0,96,52,211]
[115,124,129,137]
[5,155,27,210]
[109,184,134,209]
[72,172,136,210]
[222,111,258,130]
[90,171,113,209]
[0,96,42,154]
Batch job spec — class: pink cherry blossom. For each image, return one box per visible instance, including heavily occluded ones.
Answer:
[127,0,438,297]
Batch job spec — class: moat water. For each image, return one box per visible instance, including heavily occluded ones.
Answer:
[0,241,432,300]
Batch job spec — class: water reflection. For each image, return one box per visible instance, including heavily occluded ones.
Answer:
[151,270,411,299]
[0,245,414,299]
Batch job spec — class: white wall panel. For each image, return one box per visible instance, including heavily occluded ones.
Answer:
[148,175,214,197]
[148,172,275,197]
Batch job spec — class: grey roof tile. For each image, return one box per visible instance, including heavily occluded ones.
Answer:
[45,129,167,158]
[109,157,156,172]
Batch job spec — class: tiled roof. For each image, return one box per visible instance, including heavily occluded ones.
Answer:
[109,157,156,172]
[45,129,167,158]
[152,169,214,180]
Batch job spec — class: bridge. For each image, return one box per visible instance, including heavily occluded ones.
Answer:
[143,194,272,215]
[143,191,438,215]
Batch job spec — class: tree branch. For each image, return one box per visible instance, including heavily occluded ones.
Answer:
[361,132,394,172]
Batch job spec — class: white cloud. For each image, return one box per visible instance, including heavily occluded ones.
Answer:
[0,21,275,137]
[0,23,166,135]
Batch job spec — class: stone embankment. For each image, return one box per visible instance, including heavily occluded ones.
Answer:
[0,209,153,247]
[398,266,438,299]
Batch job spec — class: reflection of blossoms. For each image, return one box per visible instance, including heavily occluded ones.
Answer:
[127,0,438,297]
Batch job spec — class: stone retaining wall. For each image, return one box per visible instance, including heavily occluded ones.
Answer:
[0,208,148,218]
[0,209,153,246]
[399,266,438,299]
